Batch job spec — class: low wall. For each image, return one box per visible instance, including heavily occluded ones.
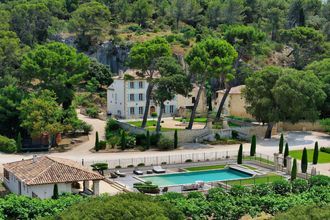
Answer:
[117,121,146,135]
[276,121,324,132]
[162,128,211,143]
[233,126,269,138]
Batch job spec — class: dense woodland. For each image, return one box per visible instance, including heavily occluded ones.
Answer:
[0,0,330,151]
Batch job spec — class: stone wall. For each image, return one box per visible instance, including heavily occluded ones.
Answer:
[117,121,146,135]
[276,121,324,132]
[162,128,211,143]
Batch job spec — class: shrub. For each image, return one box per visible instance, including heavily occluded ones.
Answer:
[291,159,297,181]
[128,24,142,32]
[137,163,145,167]
[115,165,121,169]
[301,148,308,173]
[275,204,330,220]
[161,162,167,165]
[120,131,126,150]
[252,183,273,196]
[99,140,107,150]
[309,175,330,187]
[108,136,120,148]
[86,106,99,118]
[135,133,146,146]
[291,179,308,193]
[0,135,17,153]
[127,165,134,168]
[229,185,249,197]
[231,130,239,139]
[313,142,319,164]
[185,159,192,163]
[146,131,150,150]
[91,163,108,175]
[81,122,93,134]
[272,180,291,195]
[150,133,160,146]
[283,143,289,167]
[158,137,174,150]
[214,133,221,140]
[320,147,330,154]
[237,144,243,164]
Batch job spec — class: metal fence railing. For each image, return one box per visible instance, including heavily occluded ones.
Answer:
[80,151,275,169]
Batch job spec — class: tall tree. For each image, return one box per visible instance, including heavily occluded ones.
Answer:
[128,37,171,128]
[305,58,330,118]
[185,38,237,129]
[69,1,111,50]
[243,0,261,24]
[287,0,306,28]
[244,67,326,138]
[301,147,308,173]
[132,0,153,27]
[153,57,191,133]
[313,141,319,165]
[281,26,326,70]
[237,144,243,164]
[279,133,284,154]
[10,3,51,46]
[95,131,100,152]
[86,59,113,90]
[21,42,90,110]
[215,25,265,121]
[250,135,256,156]
[18,90,63,137]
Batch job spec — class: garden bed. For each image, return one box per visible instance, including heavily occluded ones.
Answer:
[290,149,330,163]
[224,173,284,186]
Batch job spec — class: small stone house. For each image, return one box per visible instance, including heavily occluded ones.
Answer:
[3,156,104,199]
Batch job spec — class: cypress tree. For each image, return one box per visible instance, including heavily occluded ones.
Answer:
[313,141,319,165]
[237,144,243,164]
[120,131,126,150]
[279,133,284,154]
[95,131,99,152]
[301,147,308,173]
[283,143,289,167]
[146,130,150,150]
[291,159,297,181]
[174,129,178,149]
[250,135,256,156]
[52,184,59,199]
[16,132,22,152]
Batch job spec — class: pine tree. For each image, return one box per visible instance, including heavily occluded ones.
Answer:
[301,147,308,173]
[279,133,284,154]
[52,184,59,199]
[283,143,289,167]
[120,131,126,151]
[291,159,297,181]
[313,141,319,165]
[250,135,256,156]
[16,132,22,152]
[95,131,99,152]
[174,129,178,149]
[146,130,150,150]
[237,144,243,164]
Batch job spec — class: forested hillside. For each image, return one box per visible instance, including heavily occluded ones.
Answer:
[0,0,330,149]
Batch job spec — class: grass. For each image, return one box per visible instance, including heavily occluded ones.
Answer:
[175,117,207,123]
[185,164,227,172]
[228,121,241,127]
[127,120,183,132]
[225,173,284,186]
[243,156,275,165]
[289,149,330,163]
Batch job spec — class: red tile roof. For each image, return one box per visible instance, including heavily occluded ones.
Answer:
[3,156,104,185]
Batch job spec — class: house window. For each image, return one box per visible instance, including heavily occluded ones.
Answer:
[139,93,143,101]
[4,169,9,180]
[170,105,174,113]
[130,107,135,115]
[139,81,143,88]
[129,94,135,101]
[130,81,134,89]
[138,106,143,114]
[192,97,196,103]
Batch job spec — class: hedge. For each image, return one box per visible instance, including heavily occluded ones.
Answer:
[0,135,16,153]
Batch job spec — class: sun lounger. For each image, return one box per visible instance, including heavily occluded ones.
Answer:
[152,166,166,173]
[133,169,143,175]
[115,170,126,177]
[181,184,199,191]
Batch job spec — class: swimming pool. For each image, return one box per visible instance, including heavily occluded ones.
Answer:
[140,168,252,187]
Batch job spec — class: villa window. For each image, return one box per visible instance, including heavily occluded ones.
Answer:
[130,82,134,89]
[129,94,135,101]
[139,93,143,101]
[138,81,143,88]
[139,106,143,114]
[130,107,135,115]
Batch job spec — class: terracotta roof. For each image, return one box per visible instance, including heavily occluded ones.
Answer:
[112,69,160,80]
[3,156,104,185]
[217,85,245,95]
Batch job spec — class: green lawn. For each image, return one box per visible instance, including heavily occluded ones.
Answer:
[290,149,330,163]
[185,164,226,172]
[225,173,284,186]
[175,117,207,123]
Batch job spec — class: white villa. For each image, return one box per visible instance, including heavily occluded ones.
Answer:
[3,156,104,199]
[107,69,207,119]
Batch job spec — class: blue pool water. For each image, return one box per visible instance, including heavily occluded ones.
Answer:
[141,168,252,187]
